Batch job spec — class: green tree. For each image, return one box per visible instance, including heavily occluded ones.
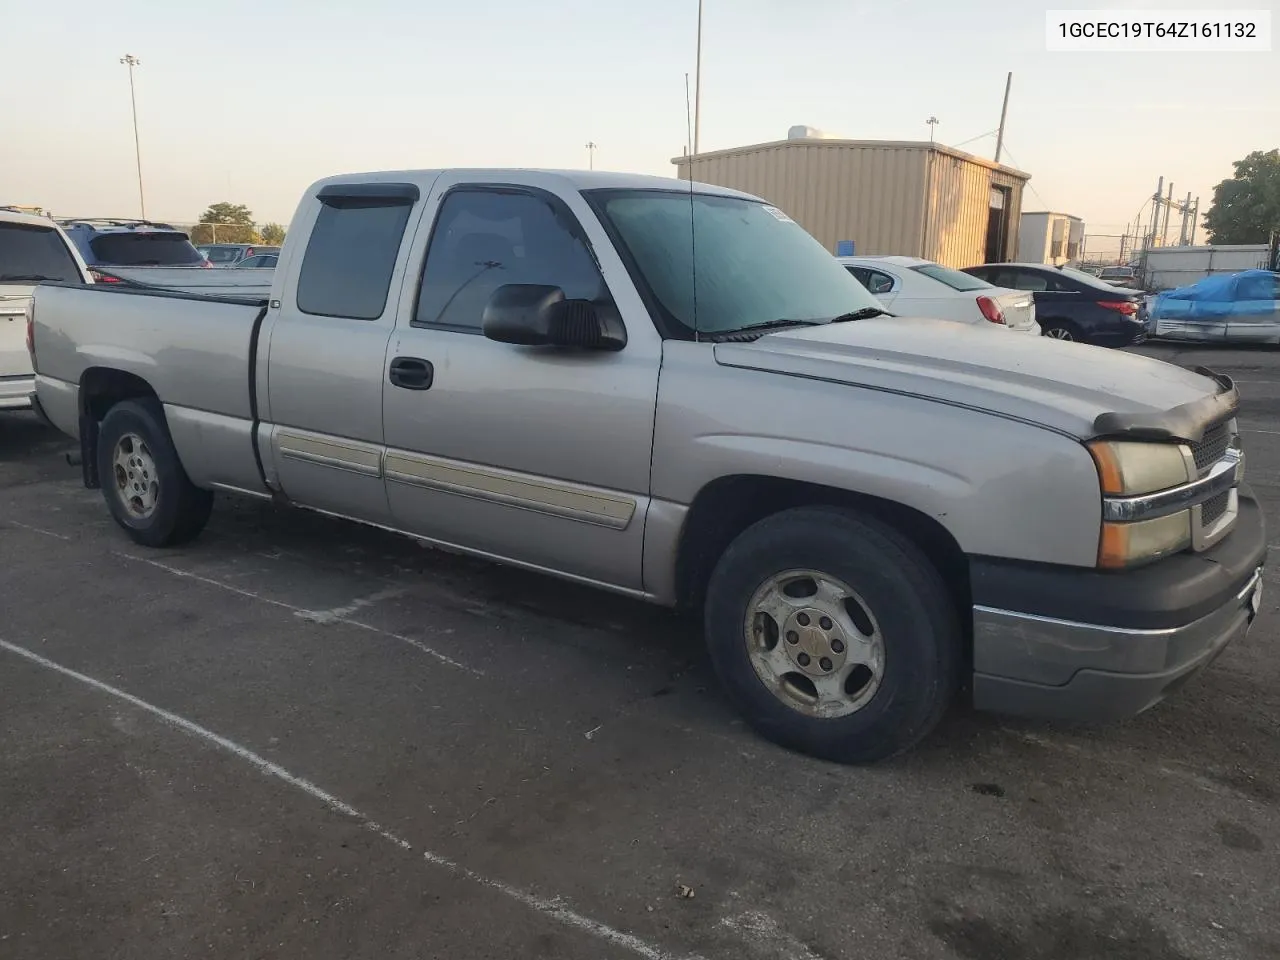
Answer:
[190,202,260,245]
[260,222,287,246]
[1203,149,1280,245]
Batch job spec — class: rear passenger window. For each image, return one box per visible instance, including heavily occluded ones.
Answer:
[296,200,413,320]
[414,188,606,331]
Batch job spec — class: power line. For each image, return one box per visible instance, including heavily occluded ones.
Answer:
[947,129,997,150]
[996,142,1052,211]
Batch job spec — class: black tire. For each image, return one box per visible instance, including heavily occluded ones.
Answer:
[703,506,960,763]
[1041,320,1082,343]
[97,398,213,547]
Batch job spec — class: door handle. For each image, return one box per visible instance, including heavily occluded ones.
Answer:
[389,356,434,390]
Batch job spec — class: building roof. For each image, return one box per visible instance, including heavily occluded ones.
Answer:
[672,137,1031,181]
[1021,211,1083,220]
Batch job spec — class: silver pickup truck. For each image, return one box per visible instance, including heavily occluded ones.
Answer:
[27,169,1266,763]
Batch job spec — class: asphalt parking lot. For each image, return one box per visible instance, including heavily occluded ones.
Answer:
[2,341,1279,960]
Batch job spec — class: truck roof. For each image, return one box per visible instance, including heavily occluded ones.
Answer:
[308,168,760,200]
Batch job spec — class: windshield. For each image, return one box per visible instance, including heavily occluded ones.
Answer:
[89,232,204,266]
[586,189,881,337]
[0,223,82,283]
[203,246,244,264]
[912,263,992,291]
[1100,267,1134,278]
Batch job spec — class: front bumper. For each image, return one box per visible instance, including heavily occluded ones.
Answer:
[971,490,1266,721]
[0,376,35,411]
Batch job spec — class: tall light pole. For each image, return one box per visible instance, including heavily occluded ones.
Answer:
[120,54,146,219]
[693,0,703,156]
[926,116,939,143]
[585,141,598,170]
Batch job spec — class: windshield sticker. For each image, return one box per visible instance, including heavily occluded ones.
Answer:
[762,205,794,223]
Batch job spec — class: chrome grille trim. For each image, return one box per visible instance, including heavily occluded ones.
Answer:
[1102,448,1242,522]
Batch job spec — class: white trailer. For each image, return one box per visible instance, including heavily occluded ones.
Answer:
[1143,244,1269,291]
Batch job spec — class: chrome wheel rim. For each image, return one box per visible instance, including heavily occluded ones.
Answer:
[112,433,160,520]
[743,569,885,718]
[1045,327,1074,340]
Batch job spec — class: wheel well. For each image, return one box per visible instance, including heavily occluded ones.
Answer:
[674,476,972,654]
[80,368,158,421]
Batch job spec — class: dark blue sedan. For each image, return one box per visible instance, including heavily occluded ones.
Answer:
[962,262,1147,347]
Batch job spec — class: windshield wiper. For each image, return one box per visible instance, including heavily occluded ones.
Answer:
[828,307,892,322]
[703,318,824,340]
[0,273,61,282]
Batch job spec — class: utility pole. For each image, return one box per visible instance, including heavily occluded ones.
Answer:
[1178,191,1192,245]
[120,54,146,220]
[1161,181,1174,246]
[693,0,704,156]
[585,141,598,170]
[926,116,939,143]
[994,72,1012,164]
[1189,197,1199,246]
[1147,176,1163,249]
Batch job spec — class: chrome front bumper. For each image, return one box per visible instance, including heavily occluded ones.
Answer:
[972,566,1263,721]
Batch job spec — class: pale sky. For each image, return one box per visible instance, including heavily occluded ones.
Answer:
[5,0,1276,246]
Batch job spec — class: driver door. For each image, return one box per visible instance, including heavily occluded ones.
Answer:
[381,178,662,591]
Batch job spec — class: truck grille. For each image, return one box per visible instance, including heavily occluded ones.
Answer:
[1192,422,1231,475]
[1201,490,1230,526]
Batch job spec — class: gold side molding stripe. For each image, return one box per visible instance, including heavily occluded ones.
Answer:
[277,431,382,477]
[384,452,635,530]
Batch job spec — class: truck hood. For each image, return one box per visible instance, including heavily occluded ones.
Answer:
[713,316,1236,441]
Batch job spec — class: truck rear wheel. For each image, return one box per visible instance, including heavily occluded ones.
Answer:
[703,506,960,763]
[97,399,213,548]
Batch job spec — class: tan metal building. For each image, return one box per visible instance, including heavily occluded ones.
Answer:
[672,134,1032,268]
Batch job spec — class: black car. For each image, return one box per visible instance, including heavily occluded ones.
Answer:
[961,262,1146,347]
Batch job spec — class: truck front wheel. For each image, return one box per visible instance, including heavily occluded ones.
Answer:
[97,399,213,548]
[704,506,960,763]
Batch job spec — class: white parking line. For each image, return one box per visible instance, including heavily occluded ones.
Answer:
[7,521,71,541]
[0,637,699,960]
[114,552,482,677]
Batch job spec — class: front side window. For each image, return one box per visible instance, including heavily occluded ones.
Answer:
[587,189,881,338]
[296,200,412,320]
[414,188,607,331]
[0,223,82,283]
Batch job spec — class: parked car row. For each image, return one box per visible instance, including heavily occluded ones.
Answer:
[196,243,280,268]
[840,255,1148,348]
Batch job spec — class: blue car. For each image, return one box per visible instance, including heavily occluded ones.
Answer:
[1150,269,1280,343]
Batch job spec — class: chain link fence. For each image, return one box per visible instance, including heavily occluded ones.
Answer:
[165,222,287,246]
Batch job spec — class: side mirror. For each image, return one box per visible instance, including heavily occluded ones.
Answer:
[481,284,626,352]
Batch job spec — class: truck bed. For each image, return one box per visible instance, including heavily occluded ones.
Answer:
[30,283,270,494]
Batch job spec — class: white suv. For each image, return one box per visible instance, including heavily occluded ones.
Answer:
[0,209,90,411]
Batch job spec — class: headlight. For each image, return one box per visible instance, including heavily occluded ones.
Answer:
[1087,440,1190,495]
[1088,440,1194,568]
[1099,512,1192,568]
